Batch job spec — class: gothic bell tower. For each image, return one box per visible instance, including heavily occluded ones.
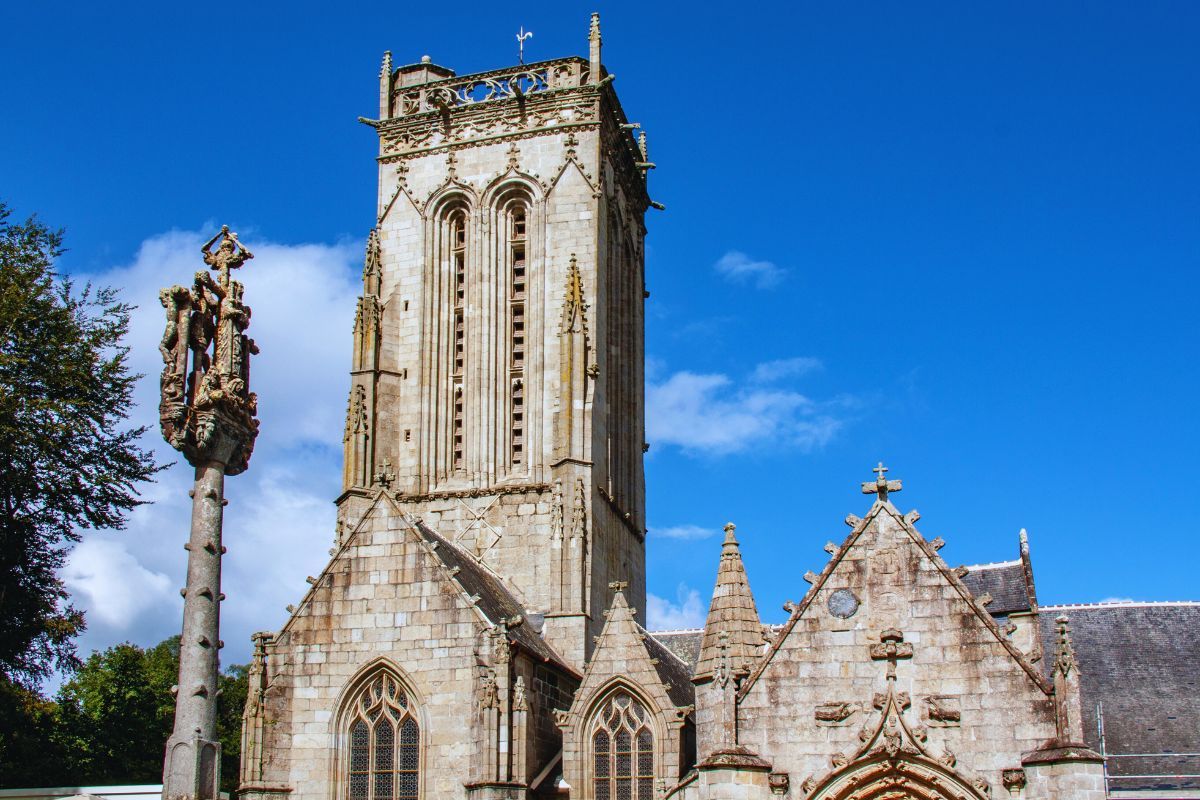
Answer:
[337,14,652,666]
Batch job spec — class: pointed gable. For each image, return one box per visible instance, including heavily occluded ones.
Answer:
[741,491,1050,698]
[558,587,696,797]
[732,467,1062,793]
[570,585,695,714]
[695,523,764,681]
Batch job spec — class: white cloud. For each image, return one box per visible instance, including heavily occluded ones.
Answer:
[62,539,174,629]
[59,228,361,670]
[647,370,842,455]
[751,357,823,383]
[648,524,717,541]
[1100,597,1135,604]
[646,584,707,630]
[713,250,785,288]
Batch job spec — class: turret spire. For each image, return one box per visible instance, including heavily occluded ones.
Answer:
[694,523,764,681]
[588,12,602,83]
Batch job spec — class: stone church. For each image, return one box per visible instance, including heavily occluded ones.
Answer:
[235,16,1198,800]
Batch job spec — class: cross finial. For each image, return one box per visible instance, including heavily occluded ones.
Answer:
[516,27,533,64]
[374,458,395,489]
[862,461,903,502]
[869,628,913,681]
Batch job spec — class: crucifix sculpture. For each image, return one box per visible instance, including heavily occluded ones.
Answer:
[869,628,914,681]
[158,226,260,800]
[862,461,903,503]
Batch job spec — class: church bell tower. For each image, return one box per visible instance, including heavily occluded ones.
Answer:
[338,14,652,666]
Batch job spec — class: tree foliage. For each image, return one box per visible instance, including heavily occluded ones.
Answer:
[0,201,161,686]
[0,636,248,791]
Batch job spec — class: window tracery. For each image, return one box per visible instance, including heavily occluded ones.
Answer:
[345,672,420,800]
[590,690,654,800]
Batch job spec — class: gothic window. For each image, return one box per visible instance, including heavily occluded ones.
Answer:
[506,200,528,467]
[590,690,654,800]
[447,207,468,472]
[345,672,419,800]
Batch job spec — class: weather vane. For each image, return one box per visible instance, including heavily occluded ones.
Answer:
[517,26,533,64]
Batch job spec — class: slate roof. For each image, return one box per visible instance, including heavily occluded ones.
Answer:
[639,625,697,708]
[1040,602,1200,792]
[415,522,576,675]
[653,629,704,669]
[961,560,1033,617]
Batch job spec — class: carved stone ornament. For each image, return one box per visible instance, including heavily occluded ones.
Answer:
[477,669,498,711]
[827,588,860,619]
[512,675,528,712]
[815,701,857,725]
[768,772,790,795]
[1002,768,1027,793]
[924,695,962,727]
[159,226,260,473]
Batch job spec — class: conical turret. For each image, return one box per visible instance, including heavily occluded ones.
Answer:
[694,523,764,681]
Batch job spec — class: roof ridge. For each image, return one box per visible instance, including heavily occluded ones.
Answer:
[637,623,692,670]
[648,627,704,635]
[1043,600,1200,609]
[964,558,1022,570]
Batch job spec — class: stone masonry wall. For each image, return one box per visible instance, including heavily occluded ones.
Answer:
[259,501,515,800]
[736,503,1060,797]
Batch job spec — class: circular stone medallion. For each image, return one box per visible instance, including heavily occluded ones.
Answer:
[827,588,860,619]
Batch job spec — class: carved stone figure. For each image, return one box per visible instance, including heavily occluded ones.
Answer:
[160,226,260,800]
[158,227,259,476]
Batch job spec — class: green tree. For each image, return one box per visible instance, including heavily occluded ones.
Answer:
[45,637,248,792]
[54,642,170,784]
[0,201,160,688]
[0,200,161,784]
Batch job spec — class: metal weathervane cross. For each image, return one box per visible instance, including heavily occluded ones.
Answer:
[517,27,533,64]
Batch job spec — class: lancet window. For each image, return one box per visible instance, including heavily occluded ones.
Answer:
[507,201,528,467]
[590,690,654,800]
[345,672,420,800]
[448,208,467,472]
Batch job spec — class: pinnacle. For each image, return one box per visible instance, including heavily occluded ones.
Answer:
[695,522,764,681]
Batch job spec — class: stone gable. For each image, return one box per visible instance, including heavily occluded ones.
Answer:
[735,499,1059,795]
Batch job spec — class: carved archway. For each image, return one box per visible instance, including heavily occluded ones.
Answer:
[808,753,988,800]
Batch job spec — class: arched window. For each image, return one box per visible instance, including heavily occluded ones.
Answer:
[505,199,528,468]
[345,673,420,800]
[590,690,654,800]
[447,207,467,473]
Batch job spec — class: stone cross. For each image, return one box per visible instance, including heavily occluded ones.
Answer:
[159,226,260,800]
[862,461,903,502]
[374,458,396,489]
[869,628,913,681]
[201,225,253,289]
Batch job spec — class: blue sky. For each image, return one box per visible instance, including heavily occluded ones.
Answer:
[3,2,1198,662]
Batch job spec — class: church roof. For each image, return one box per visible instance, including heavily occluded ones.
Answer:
[1038,602,1200,792]
[652,629,704,667]
[639,623,697,709]
[960,560,1033,617]
[414,522,576,675]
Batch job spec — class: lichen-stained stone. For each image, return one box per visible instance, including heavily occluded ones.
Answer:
[732,483,1071,800]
